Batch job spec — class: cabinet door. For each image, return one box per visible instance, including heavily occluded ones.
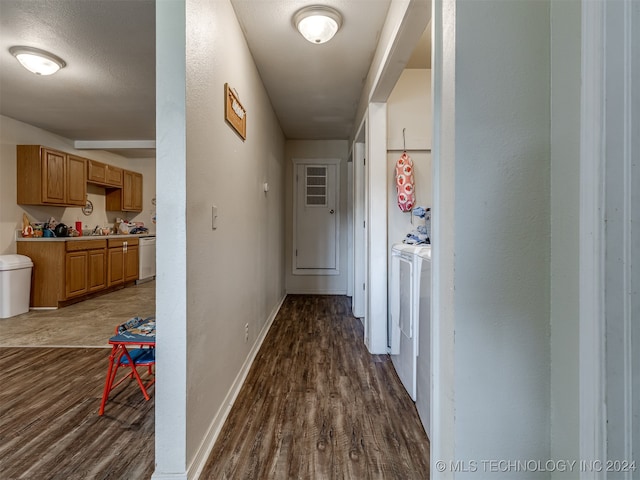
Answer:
[42,148,66,204]
[124,245,139,282]
[131,172,143,211]
[65,251,88,298]
[108,247,124,287]
[106,165,123,187]
[87,160,107,183]
[123,170,143,212]
[66,155,87,205]
[88,249,107,292]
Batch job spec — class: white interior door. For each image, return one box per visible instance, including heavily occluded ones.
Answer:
[293,159,339,274]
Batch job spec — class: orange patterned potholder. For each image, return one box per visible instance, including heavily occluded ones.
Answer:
[395,152,415,212]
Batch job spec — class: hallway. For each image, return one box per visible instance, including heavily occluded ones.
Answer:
[201,295,430,479]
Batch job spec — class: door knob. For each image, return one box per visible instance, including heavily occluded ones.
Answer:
[329,209,335,214]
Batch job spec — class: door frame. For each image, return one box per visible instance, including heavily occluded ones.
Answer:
[579,0,606,472]
[352,123,367,320]
[291,158,341,276]
[579,0,638,475]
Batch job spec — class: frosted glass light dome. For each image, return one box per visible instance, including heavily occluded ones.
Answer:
[9,46,66,75]
[294,6,342,44]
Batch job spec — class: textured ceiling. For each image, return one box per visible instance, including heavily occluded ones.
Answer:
[0,0,155,151]
[230,0,392,139]
[0,0,427,157]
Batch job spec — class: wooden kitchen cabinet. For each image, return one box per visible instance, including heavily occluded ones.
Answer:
[106,169,143,212]
[87,159,123,187]
[108,238,139,286]
[65,240,107,299]
[124,170,143,211]
[17,239,107,307]
[17,145,86,206]
[65,250,89,298]
[124,243,139,282]
[88,249,108,292]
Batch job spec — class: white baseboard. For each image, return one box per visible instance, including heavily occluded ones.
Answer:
[151,473,188,480]
[185,294,286,480]
[285,289,347,295]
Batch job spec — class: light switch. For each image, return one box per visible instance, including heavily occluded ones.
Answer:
[212,205,218,230]
[263,182,269,192]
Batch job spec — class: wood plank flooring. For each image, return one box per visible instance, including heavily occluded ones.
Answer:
[0,347,154,480]
[201,295,430,480]
[0,294,429,479]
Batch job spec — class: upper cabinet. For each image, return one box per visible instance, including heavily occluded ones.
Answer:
[123,170,143,211]
[17,145,86,206]
[87,160,123,187]
[106,170,143,212]
[17,145,143,212]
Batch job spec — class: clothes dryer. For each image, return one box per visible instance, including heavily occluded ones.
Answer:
[389,243,430,401]
[415,246,432,436]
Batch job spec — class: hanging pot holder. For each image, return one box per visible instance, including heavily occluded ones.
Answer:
[395,152,415,212]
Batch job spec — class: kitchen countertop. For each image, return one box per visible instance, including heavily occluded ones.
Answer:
[17,233,156,242]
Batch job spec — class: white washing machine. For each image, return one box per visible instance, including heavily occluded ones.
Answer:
[415,246,432,437]
[389,243,431,401]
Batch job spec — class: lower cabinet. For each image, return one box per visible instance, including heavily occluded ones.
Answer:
[17,237,138,308]
[88,249,108,292]
[65,240,107,299]
[108,238,139,287]
[125,243,139,282]
[65,250,89,298]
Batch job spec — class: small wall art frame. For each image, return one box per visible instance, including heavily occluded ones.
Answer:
[224,83,246,140]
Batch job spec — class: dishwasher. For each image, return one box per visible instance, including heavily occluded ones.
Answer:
[137,236,156,283]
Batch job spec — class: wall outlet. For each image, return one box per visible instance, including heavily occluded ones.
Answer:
[244,323,249,343]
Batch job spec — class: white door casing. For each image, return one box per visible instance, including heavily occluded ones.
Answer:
[292,158,340,275]
[580,0,639,477]
[353,141,367,319]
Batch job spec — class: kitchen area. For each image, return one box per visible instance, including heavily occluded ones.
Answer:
[0,126,157,334]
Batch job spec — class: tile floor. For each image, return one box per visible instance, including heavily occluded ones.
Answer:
[0,280,155,347]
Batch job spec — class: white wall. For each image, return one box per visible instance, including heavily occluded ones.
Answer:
[154,0,187,474]
[285,140,349,295]
[387,69,432,247]
[549,0,581,476]
[0,115,156,255]
[433,0,551,476]
[387,69,432,152]
[154,0,286,477]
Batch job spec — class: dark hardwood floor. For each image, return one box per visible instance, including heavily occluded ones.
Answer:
[201,295,430,479]
[0,347,154,480]
[0,295,429,479]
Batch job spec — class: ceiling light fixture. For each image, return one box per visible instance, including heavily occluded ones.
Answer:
[293,6,342,44]
[9,46,66,76]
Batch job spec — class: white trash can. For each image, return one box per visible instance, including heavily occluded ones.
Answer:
[0,254,33,319]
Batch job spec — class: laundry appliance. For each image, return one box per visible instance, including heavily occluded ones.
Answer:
[415,246,432,436]
[389,243,431,403]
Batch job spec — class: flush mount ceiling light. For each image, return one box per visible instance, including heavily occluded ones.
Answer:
[9,46,66,75]
[293,5,342,44]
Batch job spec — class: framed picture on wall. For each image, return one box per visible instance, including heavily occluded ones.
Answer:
[224,83,246,140]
